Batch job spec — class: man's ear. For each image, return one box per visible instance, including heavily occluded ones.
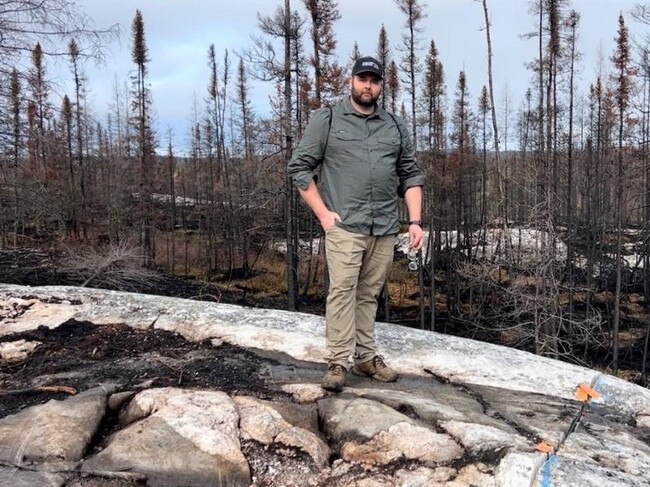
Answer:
[348,76,354,90]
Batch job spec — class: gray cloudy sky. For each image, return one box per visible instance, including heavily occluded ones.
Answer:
[61,0,645,151]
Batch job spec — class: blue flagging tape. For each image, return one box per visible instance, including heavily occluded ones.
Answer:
[540,454,558,487]
[591,374,604,393]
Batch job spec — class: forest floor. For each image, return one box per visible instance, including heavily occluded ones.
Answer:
[0,247,647,389]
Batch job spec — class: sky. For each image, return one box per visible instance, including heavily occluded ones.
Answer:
[49,0,647,152]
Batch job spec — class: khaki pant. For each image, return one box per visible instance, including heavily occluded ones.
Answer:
[325,225,396,368]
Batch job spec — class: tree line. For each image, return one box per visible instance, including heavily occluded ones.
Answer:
[0,0,649,381]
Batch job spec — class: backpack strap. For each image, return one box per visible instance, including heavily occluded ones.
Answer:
[323,106,333,158]
[386,111,403,162]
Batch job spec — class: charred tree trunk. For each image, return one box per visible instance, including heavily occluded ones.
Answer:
[285,0,299,310]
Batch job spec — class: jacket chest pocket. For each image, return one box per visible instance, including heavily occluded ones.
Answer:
[333,131,363,143]
[330,131,364,158]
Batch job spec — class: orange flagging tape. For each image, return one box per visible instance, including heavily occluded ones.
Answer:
[575,384,601,402]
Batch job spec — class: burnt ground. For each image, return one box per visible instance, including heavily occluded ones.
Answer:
[0,247,647,387]
[0,319,290,419]
[0,318,320,486]
[1,284,648,485]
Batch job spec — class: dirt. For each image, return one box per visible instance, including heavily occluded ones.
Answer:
[241,438,424,487]
[242,440,323,486]
[61,475,145,487]
[0,319,288,419]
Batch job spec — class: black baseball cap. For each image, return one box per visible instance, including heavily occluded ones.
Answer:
[352,56,383,79]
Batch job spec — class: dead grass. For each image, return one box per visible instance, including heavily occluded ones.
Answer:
[618,328,648,347]
[224,256,289,298]
[156,232,426,313]
[61,239,162,292]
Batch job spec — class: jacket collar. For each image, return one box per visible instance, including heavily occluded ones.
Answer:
[342,97,386,120]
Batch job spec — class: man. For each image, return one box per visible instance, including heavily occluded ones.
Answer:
[287,56,425,392]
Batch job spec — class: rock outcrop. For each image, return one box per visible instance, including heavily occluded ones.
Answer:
[83,388,251,486]
[0,386,113,470]
[0,284,649,486]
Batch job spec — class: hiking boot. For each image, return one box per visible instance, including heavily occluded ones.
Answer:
[321,364,346,392]
[352,356,399,382]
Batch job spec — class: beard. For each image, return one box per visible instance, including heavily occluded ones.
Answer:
[351,86,379,107]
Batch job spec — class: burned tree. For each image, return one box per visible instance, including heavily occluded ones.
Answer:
[131,10,155,266]
[394,0,426,151]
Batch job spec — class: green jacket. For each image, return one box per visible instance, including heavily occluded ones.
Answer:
[287,99,425,236]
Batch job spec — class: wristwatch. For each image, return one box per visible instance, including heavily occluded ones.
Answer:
[408,220,422,226]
